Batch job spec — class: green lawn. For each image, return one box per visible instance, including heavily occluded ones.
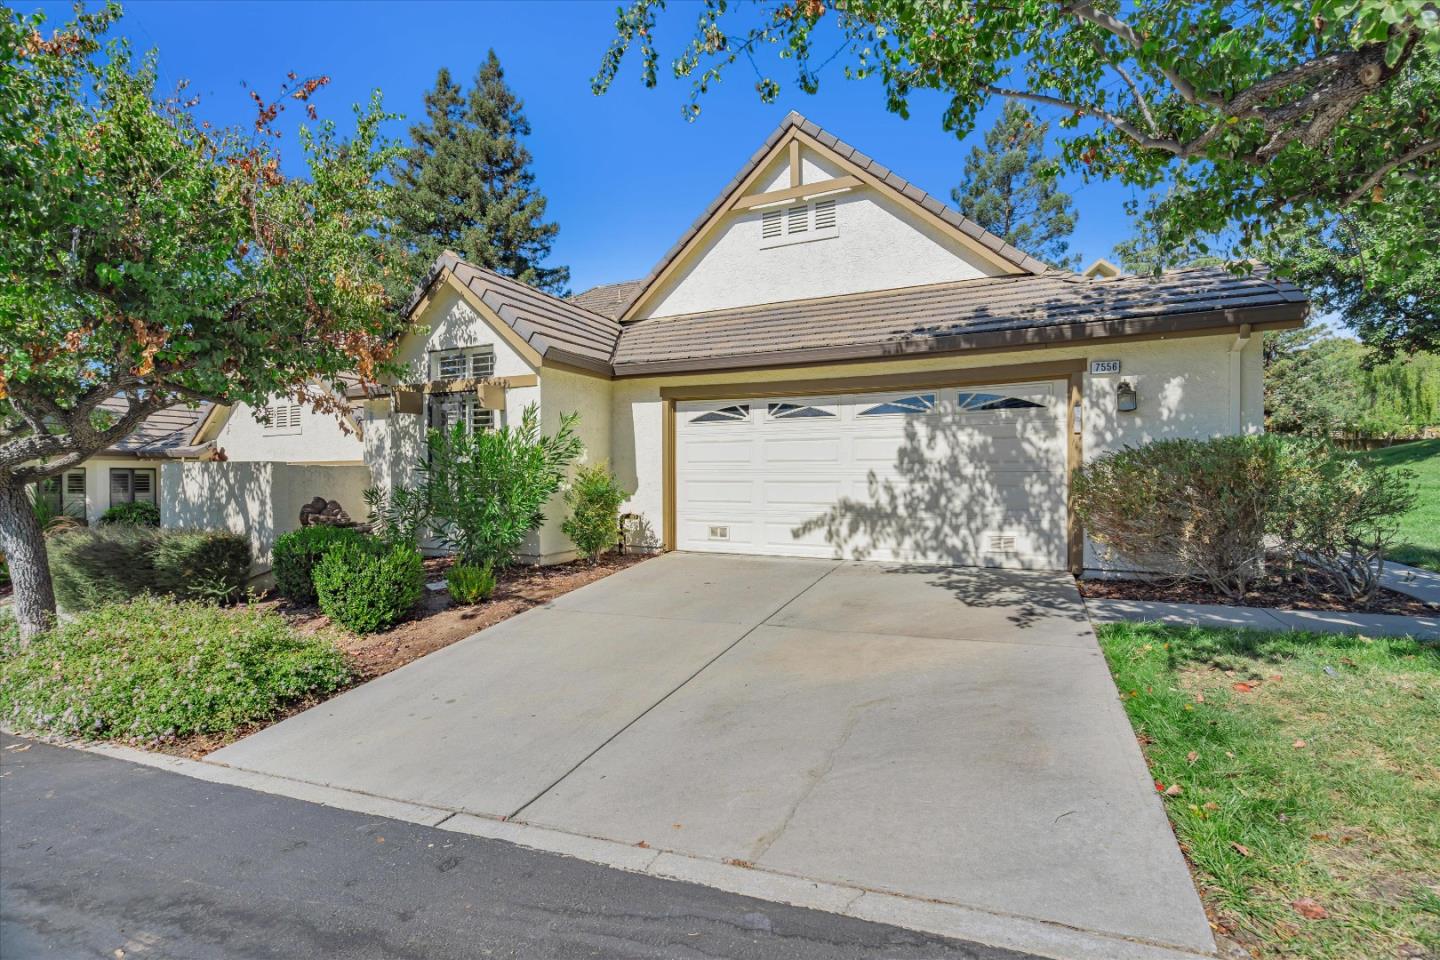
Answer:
[1098,622,1440,960]
[1359,438,1440,572]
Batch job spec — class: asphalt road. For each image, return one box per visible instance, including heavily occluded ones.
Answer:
[0,734,1033,960]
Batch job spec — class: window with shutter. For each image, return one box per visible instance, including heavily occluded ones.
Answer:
[434,346,496,382]
[813,198,837,230]
[109,468,157,505]
[262,402,303,435]
[761,209,783,239]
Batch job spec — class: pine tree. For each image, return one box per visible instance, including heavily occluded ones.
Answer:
[388,52,568,296]
[951,101,1079,270]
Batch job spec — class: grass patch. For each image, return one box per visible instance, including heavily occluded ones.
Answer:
[0,596,349,742]
[1357,439,1440,572]
[1098,622,1440,960]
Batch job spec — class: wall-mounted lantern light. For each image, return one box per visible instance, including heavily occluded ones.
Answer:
[1116,380,1138,413]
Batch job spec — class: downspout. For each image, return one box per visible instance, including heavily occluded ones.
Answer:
[1228,323,1253,434]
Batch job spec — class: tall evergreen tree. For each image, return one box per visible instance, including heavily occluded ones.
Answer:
[388,52,568,296]
[951,101,1079,270]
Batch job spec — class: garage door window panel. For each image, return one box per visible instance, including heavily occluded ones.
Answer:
[689,404,750,424]
[955,391,1046,412]
[858,394,935,416]
[766,401,836,420]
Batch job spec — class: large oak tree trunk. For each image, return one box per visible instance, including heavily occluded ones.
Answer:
[0,475,55,641]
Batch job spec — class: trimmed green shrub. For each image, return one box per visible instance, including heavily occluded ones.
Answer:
[446,560,496,605]
[561,462,625,562]
[313,538,424,633]
[0,596,349,741]
[150,530,251,604]
[272,525,367,603]
[49,527,251,610]
[99,500,161,526]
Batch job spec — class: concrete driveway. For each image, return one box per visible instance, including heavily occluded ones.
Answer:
[212,554,1213,955]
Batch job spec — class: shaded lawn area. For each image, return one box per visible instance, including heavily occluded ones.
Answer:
[1097,622,1440,960]
[1359,438,1440,572]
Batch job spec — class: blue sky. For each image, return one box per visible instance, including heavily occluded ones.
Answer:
[32,0,1150,294]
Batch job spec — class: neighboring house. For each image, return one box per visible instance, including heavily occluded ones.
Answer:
[35,402,214,527]
[351,112,1309,570]
[197,387,364,466]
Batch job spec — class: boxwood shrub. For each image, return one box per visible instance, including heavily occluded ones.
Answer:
[313,538,424,633]
[0,597,349,742]
[272,526,368,604]
[50,527,251,610]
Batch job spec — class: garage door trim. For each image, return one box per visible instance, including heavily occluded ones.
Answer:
[660,358,1086,571]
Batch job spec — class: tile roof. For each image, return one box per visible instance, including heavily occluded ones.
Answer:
[618,111,1050,321]
[610,266,1307,374]
[568,279,646,320]
[419,252,622,373]
[97,399,211,457]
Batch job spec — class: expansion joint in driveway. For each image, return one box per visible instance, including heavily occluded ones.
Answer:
[506,562,842,821]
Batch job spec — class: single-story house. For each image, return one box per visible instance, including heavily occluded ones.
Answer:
[353,111,1308,572]
[35,401,215,527]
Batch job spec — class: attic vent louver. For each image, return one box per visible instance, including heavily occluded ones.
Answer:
[786,204,808,234]
[761,209,783,239]
[813,198,837,230]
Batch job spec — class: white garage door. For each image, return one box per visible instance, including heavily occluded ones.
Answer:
[675,380,1068,569]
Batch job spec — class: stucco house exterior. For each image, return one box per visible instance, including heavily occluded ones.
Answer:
[352,111,1308,572]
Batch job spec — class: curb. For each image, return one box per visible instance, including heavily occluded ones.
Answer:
[65,739,1217,960]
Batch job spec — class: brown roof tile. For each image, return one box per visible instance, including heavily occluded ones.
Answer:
[610,266,1307,375]
[98,399,211,456]
[568,279,647,320]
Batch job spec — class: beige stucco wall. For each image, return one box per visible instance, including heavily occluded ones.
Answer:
[57,456,170,527]
[636,149,1000,320]
[609,331,1265,564]
[363,284,543,499]
[210,399,364,464]
[533,367,614,563]
[160,461,371,571]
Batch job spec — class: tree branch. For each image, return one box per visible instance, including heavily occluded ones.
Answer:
[984,85,1186,154]
[1342,138,1440,206]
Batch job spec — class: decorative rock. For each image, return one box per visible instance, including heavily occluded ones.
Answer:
[298,496,356,528]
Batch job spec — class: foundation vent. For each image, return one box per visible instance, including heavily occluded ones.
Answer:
[988,534,1018,553]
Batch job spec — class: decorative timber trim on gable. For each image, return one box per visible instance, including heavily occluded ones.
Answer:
[616,111,1050,323]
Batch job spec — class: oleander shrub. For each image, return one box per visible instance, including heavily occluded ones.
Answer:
[272,525,368,604]
[561,462,626,562]
[49,527,251,610]
[99,500,161,527]
[0,596,349,741]
[312,538,424,633]
[445,560,497,605]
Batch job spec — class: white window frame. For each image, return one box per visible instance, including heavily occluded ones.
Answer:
[432,346,497,382]
[427,391,495,435]
[109,467,157,506]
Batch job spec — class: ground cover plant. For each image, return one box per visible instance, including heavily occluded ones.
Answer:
[0,598,349,742]
[99,501,161,527]
[445,561,497,605]
[1098,622,1440,959]
[1356,439,1440,572]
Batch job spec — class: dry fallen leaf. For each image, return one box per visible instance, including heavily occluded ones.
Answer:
[1186,751,1199,764]
[1165,784,1184,796]
[1310,833,1330,841]
[1203,801,1221,811]
[1293,739,1307,750]
[1194,692,1205,703]
[1231,842,1252,857]
[1233,682,1255,693]
[1291,897,1327,920]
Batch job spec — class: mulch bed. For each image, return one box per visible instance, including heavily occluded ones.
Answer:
[158,552,652,759]
[1079,575,1433,617]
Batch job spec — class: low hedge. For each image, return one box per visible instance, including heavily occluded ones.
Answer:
[99,500,161,527]
[50,527,251,610]
[0,597,349,742]
[272,526,368,604]
[313,538,424,633]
